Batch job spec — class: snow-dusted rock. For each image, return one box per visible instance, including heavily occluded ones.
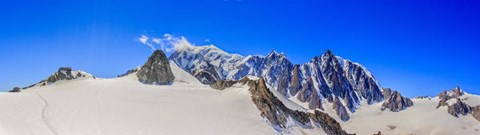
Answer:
[381,88,413,112]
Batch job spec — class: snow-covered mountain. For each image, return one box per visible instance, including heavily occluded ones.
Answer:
[2,42,480,135]
[170,45,389,121]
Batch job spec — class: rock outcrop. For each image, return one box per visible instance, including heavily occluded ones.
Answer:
[46,67,82,83]
[21,67,93,90]
[8,87,21,93]
[210,77,250,90]
[437,86,464,108]
[137,50,175,85]
[472,105,480,122]
[211,78,354,135]
[435,86,480,122]
[448,98,472,117]
[381,88,413,112]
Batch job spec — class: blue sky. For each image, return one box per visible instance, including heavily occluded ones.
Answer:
[0,0,479,97]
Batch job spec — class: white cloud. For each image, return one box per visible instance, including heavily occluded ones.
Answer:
[138,35,156,51]
[137,34,199,53]
[139,35,148,44]
[152,38,161,44]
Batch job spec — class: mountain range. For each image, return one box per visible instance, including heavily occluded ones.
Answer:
[2,42,480,135]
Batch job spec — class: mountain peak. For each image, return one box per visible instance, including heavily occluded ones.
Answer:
[323,49,334,57]
[267,50,286,59]
[137,50,175,85]
[270,49,278,54]
[454,86,464,96]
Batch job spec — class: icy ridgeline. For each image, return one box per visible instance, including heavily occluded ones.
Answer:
[169,43,412,121]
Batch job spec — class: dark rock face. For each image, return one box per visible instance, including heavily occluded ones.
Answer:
[343,60,384,104]
[310,110,353,135]
[19,67,92,90]
[211,78,354,135]
[288,65,301,96]
[472,105,480,122]
[448,98,472,117]
[381,89,413,112]
[210,80,237,90]
[320,50,351,100]
[333,97,350,121]
[9,87,21,93]
[46,67,81,84]
[437,86,465,108]
[136,50,175,85]
[436,86,480,121]
[248,78,353,135]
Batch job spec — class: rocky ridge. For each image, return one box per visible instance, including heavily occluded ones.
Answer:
[436,86,480,122]
[381,88,413,112]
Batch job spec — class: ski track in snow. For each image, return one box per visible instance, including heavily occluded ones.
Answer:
[36,92,59,135]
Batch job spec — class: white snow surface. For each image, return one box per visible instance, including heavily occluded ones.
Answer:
[462,93,480,107]
[0,63,333,135]
[340,98,480,135]
[0,65,278,135]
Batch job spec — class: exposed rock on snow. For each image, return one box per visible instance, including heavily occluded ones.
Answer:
[8,87,21,93]
[210,77,250,90]
[211,77,354,135]
[381,88,413,112]
[137,50,175,85]
[447,98,472,117]
[21,67,93,90]
[437,86,464,108]
[435,86,480,122]
[249,78,353,135]
[47,67,82,83]
[472,105,480,122]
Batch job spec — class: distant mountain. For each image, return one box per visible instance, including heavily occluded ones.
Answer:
[436,86,480,121]
[17,67,93,90]
[169,44,399,121]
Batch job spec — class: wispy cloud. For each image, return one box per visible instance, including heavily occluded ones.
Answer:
[138,35,156,50]
[137,34,195,53]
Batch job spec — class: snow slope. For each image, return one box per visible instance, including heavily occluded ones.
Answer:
[340,99,480,135]
[0,64,276,135]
